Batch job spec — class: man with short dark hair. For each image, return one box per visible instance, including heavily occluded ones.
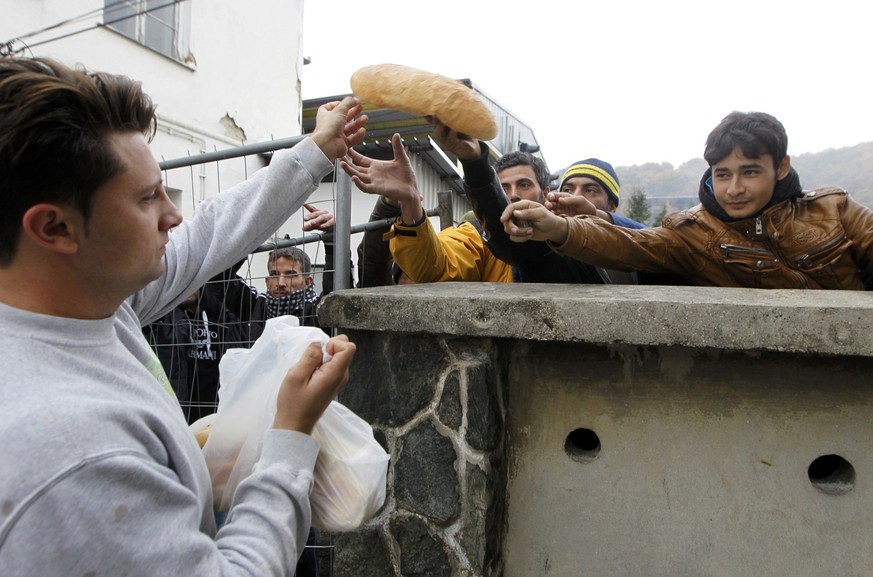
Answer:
[213,224,334,342]
[265,246,318,311]
[0,56,365,575]
[501,111,873,289]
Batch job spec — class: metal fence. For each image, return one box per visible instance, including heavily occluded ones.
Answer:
[147,136,453,576]
[150,135,453,417]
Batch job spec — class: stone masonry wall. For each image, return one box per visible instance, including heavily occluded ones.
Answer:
[316,283,873,576]
[325,331,508,577]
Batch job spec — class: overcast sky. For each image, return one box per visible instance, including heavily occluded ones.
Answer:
[301,0,872,172]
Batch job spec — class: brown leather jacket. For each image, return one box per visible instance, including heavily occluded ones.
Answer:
[552,187,873,289]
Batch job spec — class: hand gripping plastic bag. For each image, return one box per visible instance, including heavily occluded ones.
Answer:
[200,315,389,532]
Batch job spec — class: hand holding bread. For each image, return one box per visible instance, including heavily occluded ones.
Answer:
[350,63,498,141]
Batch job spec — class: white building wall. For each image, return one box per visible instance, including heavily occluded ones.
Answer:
[3,2,477,291]
[1,0,306,220]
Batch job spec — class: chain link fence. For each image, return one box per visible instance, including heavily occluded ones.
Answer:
[145,136,451,575]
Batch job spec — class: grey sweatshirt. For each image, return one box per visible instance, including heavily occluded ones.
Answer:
[0,138,333,576]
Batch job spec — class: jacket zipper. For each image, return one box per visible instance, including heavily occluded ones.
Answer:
[720,216,779,270]
[719,244,773,259]
[793,232,848,269]
[723,213,828,288]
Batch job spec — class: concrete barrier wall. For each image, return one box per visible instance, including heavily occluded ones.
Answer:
[317,284,873,576]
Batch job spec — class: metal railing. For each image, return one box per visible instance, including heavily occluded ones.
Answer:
[159,135,453,291]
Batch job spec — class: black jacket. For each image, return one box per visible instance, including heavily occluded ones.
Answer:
[143,288,245,424]
[206,241,340,341]
[460,143,610,284]
[356,197,401,287]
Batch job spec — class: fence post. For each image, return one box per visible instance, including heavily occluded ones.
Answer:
[334,163,352,290]
[437,191,453,231]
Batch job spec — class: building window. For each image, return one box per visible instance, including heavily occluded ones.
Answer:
[103,0,190,63]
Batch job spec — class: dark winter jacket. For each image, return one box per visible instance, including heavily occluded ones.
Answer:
[142,288,245,424]
[459,143,611,285]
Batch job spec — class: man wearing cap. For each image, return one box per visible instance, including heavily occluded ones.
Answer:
[548,159,645,229]
[427,120,649,284]
[549,159,695,285]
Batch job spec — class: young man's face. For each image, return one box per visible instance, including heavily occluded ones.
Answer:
[712,147,790,219]
[266,256,312,297]
[80,132,182,298]
[560,176,615,212]
[498,165,546,204]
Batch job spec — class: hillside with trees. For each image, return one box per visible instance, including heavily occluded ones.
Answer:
[609,141,873,226]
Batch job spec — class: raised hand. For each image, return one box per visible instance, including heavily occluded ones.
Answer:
[341,133,419,201]
[428,116,482,160]
[311,96,367,161]
[303,203,336,232]
[341,133,425,225]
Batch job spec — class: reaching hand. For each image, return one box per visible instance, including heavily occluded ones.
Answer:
[273,336,357,435]
[545,192,615,223]
[340,133,420,203]
[341,133,425,225]
[500,200,569,245]
[311,96,367,161]
[428,117,482,160]
[545,192,597,217]
[303,203,336,232]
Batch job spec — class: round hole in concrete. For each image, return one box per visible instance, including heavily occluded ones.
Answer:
[808,454,855,495]
[565,428,600,463]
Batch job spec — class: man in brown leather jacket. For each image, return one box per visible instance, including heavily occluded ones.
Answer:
[500,111,873,289]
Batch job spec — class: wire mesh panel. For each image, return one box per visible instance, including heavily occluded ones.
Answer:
[145,136,455,576]
[148,138,342,576]
[151,138,320,414]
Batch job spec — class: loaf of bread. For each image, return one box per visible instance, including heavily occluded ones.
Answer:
[350,63,498,141]
[194,424,211,448]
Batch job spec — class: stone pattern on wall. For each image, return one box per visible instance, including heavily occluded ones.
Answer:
[325,331,507,577]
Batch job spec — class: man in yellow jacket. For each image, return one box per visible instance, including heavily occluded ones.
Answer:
[342,132,518,283]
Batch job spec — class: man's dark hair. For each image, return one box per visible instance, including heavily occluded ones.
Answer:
[268,246,312,274]
[0,57,156,266]
[704,111,788,169]
[495,151,551,190]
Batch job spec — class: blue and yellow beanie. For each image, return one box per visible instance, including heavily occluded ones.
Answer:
[559,158,621,208]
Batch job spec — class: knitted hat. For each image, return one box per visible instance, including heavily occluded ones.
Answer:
[559,158,621,208]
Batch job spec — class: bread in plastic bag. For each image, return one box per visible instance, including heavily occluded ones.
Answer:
[200,315,389,531]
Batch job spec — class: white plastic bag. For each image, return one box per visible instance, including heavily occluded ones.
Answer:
[201,315,389,532]
[308,401,390,531]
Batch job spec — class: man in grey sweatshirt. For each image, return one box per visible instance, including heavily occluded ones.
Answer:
[0,57,366,576]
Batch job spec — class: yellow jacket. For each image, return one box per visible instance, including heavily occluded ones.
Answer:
[385,217,513,283]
